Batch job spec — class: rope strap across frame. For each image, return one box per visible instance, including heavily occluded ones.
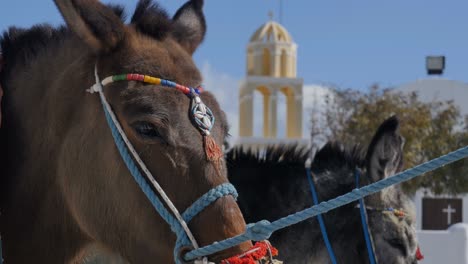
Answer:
[184,146,468,261]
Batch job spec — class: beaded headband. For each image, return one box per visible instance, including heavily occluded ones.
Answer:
[382,207,406,218]
[88,73,223,164]
[92,73,204,95]
[355,204,406,218]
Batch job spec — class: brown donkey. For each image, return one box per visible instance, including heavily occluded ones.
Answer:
[0,0,253,263]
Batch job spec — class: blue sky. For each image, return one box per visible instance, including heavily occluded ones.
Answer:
[1,0,467,138]
[1,0,467,90]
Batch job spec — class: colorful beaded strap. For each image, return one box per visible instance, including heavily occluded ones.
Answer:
[356,204,407,218]
[95,73,204,95]
[88,73,222,164]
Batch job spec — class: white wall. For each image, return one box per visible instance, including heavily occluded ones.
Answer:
[417,223,468,264]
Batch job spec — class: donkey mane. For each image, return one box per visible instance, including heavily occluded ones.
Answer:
[0,0,180,84]
[227,143,367,208]
[227,142,365,179]
[0,14,110,81]
[227,144,309,166]
[0,25,67,80]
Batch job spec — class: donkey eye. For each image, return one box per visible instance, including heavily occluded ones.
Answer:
[388,238,407,256]
[132,121,161,140]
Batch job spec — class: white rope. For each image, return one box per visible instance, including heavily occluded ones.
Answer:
[92,65,201,251]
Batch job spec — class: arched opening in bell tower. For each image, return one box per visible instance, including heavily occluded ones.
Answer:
[253,86,271,137]
[280,86,297,138]
[277,91,287,138]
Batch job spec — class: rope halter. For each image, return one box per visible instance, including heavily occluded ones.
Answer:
[306,163,424,264]
[90,65,233,264]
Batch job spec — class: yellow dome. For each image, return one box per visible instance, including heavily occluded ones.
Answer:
[249,21,293,43]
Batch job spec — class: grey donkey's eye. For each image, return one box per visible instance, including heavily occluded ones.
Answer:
[132,121,162,140]
[388,238,407,256]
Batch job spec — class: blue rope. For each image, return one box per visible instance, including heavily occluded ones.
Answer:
[356,169,378,264]
[184,145,468,261]
[101,102,237,264]
[182,184,238,222]
[306,168,338,264]
[103,103,181,226]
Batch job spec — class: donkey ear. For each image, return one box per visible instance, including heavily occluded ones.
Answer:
[172,0,206,55]
[53,0,125,53]
[365,116,405,182]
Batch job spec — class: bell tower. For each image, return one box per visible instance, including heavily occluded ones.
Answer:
[239,19,303,139]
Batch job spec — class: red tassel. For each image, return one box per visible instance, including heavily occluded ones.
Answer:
[204,135,223,176]
[416,246,424,261]
[204,135,223,162]
[220,241,279,264]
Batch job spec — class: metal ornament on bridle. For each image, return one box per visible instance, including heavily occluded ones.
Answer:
[192,95,215,136]
[191,95,223,167]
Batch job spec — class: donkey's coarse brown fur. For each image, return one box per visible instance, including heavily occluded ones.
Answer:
[0,0,251,263]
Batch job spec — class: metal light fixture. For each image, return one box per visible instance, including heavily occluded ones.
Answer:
[426,56,445,75]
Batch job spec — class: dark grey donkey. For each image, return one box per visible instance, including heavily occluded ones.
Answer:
[227,116,422,264]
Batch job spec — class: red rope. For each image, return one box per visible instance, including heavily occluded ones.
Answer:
[220,241,279,264]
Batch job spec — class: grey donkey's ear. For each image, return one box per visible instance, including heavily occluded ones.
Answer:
[54,0,126,53]
[365,116,405,183]
[172,0,206,55]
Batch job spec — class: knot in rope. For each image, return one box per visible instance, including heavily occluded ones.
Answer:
[245,220,274,242]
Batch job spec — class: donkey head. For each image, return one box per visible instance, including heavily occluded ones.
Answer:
[312,116,420,264]
[363,116,419,264]
[53,0,251,262]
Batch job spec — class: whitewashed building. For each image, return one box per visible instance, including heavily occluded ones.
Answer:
[396,74,468,264]
[396,77,468,230]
